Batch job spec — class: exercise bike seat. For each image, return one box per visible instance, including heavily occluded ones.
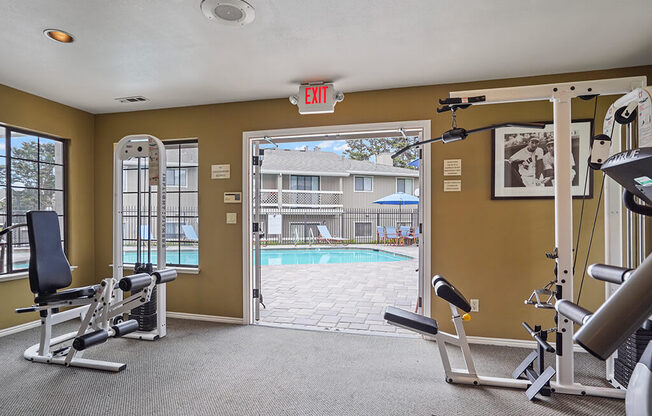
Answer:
[384,306,438,335]
[34,285,100,304]
[432,275,472,313]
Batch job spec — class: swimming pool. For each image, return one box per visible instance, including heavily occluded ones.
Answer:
[257,248,412,266]
[123,250,199,266]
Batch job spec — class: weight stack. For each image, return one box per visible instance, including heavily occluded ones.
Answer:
[129,286,158,332]
[614,328,652,388]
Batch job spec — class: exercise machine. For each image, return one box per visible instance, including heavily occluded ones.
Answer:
[555,143,652,415]
[113,134,172,339]
[385,276,533,392]
[14,134,176,371]
[390,76,649,401]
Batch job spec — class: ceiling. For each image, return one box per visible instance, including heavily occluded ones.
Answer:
[1,0,651,114]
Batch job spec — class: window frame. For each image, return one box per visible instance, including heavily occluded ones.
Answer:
[353,176,373,192]
[166,167,188,188]
[0,124,68,276]
[354,221,373,237]
[121,138,199,269]
[290,175,320,191]
[396,177,414,194]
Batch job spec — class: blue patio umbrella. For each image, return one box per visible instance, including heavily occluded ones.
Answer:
[373,192,419,212]
[408,159,420,168]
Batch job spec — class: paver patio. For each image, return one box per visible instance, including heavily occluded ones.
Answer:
[258,244,419,335]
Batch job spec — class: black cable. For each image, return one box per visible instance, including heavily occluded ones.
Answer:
[576,174,605,305]
[572,164,590,274]
[572,96,599,274]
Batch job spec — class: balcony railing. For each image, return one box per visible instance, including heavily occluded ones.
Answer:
[260,189,343,208]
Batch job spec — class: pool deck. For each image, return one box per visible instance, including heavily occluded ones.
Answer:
[259,244,418,335]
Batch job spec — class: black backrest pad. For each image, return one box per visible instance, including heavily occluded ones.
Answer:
[27,211,71,294]
[432,275,471,313]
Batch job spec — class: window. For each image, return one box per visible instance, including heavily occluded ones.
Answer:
[354,222,373,237]
[0,126,66,275]
[397,178,414,194]
[354,176,372,192]
[167,168,187,187]
[122,140,198,268]
[290,175,319,191]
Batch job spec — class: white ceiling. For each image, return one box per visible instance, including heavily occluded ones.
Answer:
[1,0,651,114]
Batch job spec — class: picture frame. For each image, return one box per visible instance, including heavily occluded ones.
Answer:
[492,120,593,200]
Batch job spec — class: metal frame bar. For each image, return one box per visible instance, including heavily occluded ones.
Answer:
[113,135,169,340]
[448,76,646,397]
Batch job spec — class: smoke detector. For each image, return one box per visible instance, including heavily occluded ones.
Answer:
[200,0,255,26]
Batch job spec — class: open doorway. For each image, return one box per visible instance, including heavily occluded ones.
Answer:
[243,121,431,335]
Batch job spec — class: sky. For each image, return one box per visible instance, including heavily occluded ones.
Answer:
[261,140,351,156]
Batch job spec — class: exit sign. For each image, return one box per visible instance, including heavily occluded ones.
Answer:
[296,83,339,114]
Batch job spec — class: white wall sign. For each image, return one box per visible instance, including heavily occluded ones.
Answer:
[443,159,462,176]
[444,180,462,192]
[268,214,282,235]
[211,164,230,179]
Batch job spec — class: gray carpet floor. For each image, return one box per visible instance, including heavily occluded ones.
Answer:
[0,319,625,415]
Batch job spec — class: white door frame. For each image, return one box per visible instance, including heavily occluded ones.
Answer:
[242,120,432,325]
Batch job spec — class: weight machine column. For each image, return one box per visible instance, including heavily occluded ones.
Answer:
[552,93,575,386]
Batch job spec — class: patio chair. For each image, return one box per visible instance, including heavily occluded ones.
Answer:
[376,226,386,244]
[384,226,404,246]
[316,225,347,245]
[181,224,198,241]
[399,226,417,245]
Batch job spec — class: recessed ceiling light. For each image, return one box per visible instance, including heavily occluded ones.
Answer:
[200,0,255,26]
[44,29,74,43]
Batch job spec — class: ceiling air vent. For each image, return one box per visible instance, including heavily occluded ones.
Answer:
[115,96,150,104]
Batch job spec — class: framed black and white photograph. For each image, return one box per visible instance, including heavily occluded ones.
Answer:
[492,120,593,199]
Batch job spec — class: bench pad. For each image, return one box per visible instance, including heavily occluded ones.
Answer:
[384,306,438,335]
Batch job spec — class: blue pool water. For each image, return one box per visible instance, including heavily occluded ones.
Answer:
[257,248,411,266]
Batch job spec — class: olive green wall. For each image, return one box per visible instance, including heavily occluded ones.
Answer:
[0,84,95,330]
[93,65,652,339]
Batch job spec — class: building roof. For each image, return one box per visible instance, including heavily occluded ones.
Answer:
[260,149,419,177]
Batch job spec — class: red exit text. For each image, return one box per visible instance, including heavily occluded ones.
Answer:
[304,86,329,104]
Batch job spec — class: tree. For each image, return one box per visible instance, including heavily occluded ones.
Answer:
[343,136,419,169]
[0,141,58,219]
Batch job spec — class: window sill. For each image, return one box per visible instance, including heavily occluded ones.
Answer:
[0,265,78,283]
[113,264,200,275]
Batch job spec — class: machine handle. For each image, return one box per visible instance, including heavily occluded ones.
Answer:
[72,329,109,351]
[623,190,652,217]
[522,322,555,353]
[0,223,27,237]
[118,273,153,292]
[112,319,139,337]
[153,268,177,284]
[587,264,633,285]
[555,300,593,325]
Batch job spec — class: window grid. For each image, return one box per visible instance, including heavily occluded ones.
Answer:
[122,140,198,268]
[0,125,67,275]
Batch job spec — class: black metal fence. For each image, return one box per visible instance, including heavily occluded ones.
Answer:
[260,208,419,244]
[123,206,198,243]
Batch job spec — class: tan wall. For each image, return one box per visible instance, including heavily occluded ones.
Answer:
[2,66,647,337]
[92,66,652,338]
[0,84,95,330]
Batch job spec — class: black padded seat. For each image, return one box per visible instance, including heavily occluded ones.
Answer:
[384,306,438,335]
[35,285,100,304]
